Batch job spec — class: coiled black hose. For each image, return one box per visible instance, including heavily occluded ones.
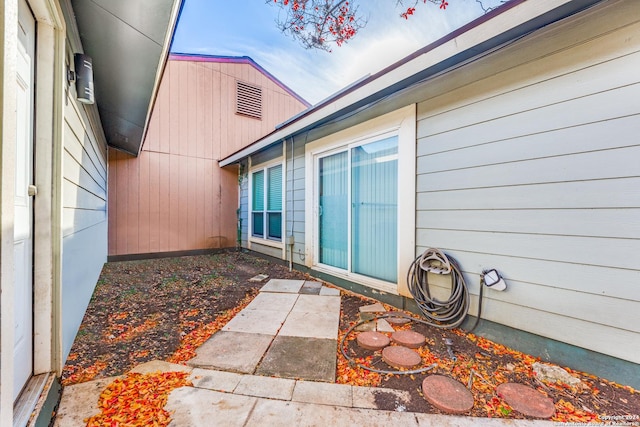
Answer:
[406,248,470,329]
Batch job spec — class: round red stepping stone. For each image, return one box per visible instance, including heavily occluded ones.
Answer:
[356,331,390,351]
[496,383,555,418]
[391,330,426,349]
[422,375,474,414]
[386,317,411,325]
[382,346,422,369]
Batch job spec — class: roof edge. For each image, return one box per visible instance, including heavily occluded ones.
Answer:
[219,0,604,167]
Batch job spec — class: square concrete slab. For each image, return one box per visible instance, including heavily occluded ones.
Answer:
[54,376,122,427]
[222,309,289,335]
[299,286,320,295]
[291,294,341,314]
[190,368,243,393]
[256,336,337,382]
[244,292,298,312]
[278,311,339,340]
[166,387,257,427]
[292,381,353,407]
[260,279,304,294]
[188,331,273,374]
[300,281,323,295]
[234,375,296,400]
[319,286,341,296]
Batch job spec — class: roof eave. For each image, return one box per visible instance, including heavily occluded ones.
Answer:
[69,0,184,156]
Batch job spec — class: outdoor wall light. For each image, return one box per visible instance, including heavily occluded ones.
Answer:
[68,53,95,104]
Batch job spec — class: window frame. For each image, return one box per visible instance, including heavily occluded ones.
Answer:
[249,159,284,247]
[305,105,416,295]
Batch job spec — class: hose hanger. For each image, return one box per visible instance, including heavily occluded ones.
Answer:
[407,248,470,329]
[408,248,507,332]
[419,248,452,275]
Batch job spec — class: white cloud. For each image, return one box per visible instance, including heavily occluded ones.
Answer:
[172,0,506,104]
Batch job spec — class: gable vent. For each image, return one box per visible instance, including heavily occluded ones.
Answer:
[236,81,262,119]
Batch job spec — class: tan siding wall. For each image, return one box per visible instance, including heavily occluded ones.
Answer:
[108,60,307,256]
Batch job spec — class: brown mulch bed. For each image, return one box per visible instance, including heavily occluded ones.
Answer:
[62,251,639,423]
[62,251,307,383]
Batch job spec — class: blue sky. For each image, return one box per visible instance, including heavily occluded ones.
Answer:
[171,0,505,105]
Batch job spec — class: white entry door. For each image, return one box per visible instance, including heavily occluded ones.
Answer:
[14,0,35,401]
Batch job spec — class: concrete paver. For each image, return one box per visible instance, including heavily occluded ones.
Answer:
[256,336,337,382]
[292,381,353,406]
[234,374,296,400]
[351,386,411,410]
[243,291,298,312]
[291,294,341,314]
[129,360,192,375]
[165,387,257,427]
[279,311,339,339]
[300,281,323,295]
[189,368,243,393]
[221,309,289,335]
[377,318,396,332]
[188,331,274,373]
[260,279,304,293]
[54,376,121,427]
[319,286,341,296]
[245,398,421,427]
[359,302,386,312]
[414,413,553,426]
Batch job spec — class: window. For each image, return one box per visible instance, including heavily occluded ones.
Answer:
[251,164,282,241]
[318,136,398,283]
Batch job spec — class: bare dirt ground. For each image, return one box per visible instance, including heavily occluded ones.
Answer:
[62,251,639,424]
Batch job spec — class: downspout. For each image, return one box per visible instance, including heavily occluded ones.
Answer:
[236,162,243,250]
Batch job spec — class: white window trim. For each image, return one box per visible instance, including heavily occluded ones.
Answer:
[305,105,416,296]
[248,157,285,249]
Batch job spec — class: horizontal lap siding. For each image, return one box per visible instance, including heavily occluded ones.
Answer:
[415,1,640,363]
[61,96,108,360]
[109,60,307,256]
[286,137,306,264]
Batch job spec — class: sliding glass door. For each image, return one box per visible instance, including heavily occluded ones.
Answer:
[317,136,398,283]
[319,152,348,269]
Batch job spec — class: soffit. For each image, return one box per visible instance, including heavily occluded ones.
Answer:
[70,0,181,155]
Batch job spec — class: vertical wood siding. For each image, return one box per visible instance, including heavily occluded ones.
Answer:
[62,91,108,359]
[108,60,307,255]
[415,1,640,364]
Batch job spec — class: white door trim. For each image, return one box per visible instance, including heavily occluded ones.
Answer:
[14,0,36,401]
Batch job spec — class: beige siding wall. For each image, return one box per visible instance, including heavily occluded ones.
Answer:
[415,0,640,363]
[108,59,307,256]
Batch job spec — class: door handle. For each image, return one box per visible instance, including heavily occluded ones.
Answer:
[28,185,37,197]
